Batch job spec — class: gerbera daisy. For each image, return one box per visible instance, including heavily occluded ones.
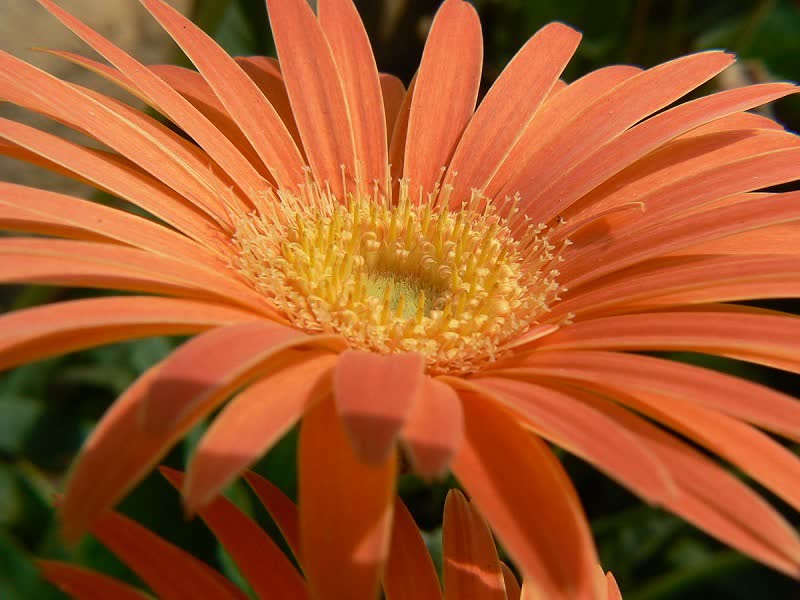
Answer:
[1,0,799,597]
[40,468,623,600]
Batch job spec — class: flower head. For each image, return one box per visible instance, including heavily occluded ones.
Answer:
[1,0,800,597]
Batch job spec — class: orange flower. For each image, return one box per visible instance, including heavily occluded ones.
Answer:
[1,0,799,596]
[40,468,623,600]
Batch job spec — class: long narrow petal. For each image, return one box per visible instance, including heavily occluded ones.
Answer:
[503,350,800,442]
[0,238,270,313]
[384,497,443,600]
[401,377,464,479]
[538,82,796,222]
[484,65,642,203]
[492,52,734,214]
[388,76,415,184]
[0,182,218,264]
[161,468,308,599]
[0,296,257,371]
[562,190,800,286]
[445,23,581,204]
[404,0,482,194]
[185,353,337,511]
[38,561,150,600]
[243,471,301,559]
[455,376,675,504]
[235,56,302,148]
[606,573,622,600]
[442,489,506,600]
[299,395,396,600]
[140,0,305,189]
[0,52,235,226]
[532,310,800,374]
[140,321,341,432]
[556,383,800,576]
[0,118,224,249]
[266,0,356,196]
[451,392,597,599]
[36,0,268,201]
[88,510,244,600]
[319,0,388,185]
[380,74,406,139]
[550,255,800,320]
[334,350,425,463]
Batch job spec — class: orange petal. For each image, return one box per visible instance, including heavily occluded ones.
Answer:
[0,182,218,265]
[380,74,406,139]
[299,395,396,600]
[484,65,643,203]
[35,0,266,201]
[0,238,271,313]
[404,0,482,194]
[494,52,735,217]
[401,377,464,479]
[235,56,302,149]
[266,0,356,196]
[88,509,244,600]
[38,561,149,600]
[445,23,581,205]
[501,563,522,600]
[184,353,337,511]
[0,51,234,226]
[388,75,415,184]
[160,467,308,599]
[319,0,388,185]
[140,0,305,189]
[243,471,301,559]
[140,321,335,432]
[334,350,425,463]
[532,309,800,374]
[606,573,622,600]
[540,82,796,223]
[451,392,598,599]
[562,189,800,287]
[563,384,800,577]
[384,497,443,600]
[0,117,225,248]
[458,376,675,504]
[0,296,257,371]
[442,489,506,600]
[507,350,800,442]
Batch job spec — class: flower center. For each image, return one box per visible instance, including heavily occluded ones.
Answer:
[233,177,561,374]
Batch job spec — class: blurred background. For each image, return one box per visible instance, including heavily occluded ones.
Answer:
[1,0,799,598]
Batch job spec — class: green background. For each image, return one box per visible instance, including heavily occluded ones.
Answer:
[1,0,799,598]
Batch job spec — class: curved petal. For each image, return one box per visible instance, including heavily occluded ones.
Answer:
[404,0,482,195]
[456,376,675,504]
[501,563,522,600]
[140,321,340,431]
[388,75,415,184]
[266,0,356,196]
[161,468,308,599]
[606,573,622,600]
[451,391,598,599]
[380,74,406,139]
[87,509,244,600]
[0,296,258,371]
[299,395,396,600]
[401,377,464,479]
[504,350,800,442]
[140,0,305,189]
[384,497,442,600]
[38,561,150,600]
[334,350,425,463]
[243,471,301,559]
[445,22,581,205]
[319,0,388,185]
[185,353,337,511]
[442,489,506,600]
